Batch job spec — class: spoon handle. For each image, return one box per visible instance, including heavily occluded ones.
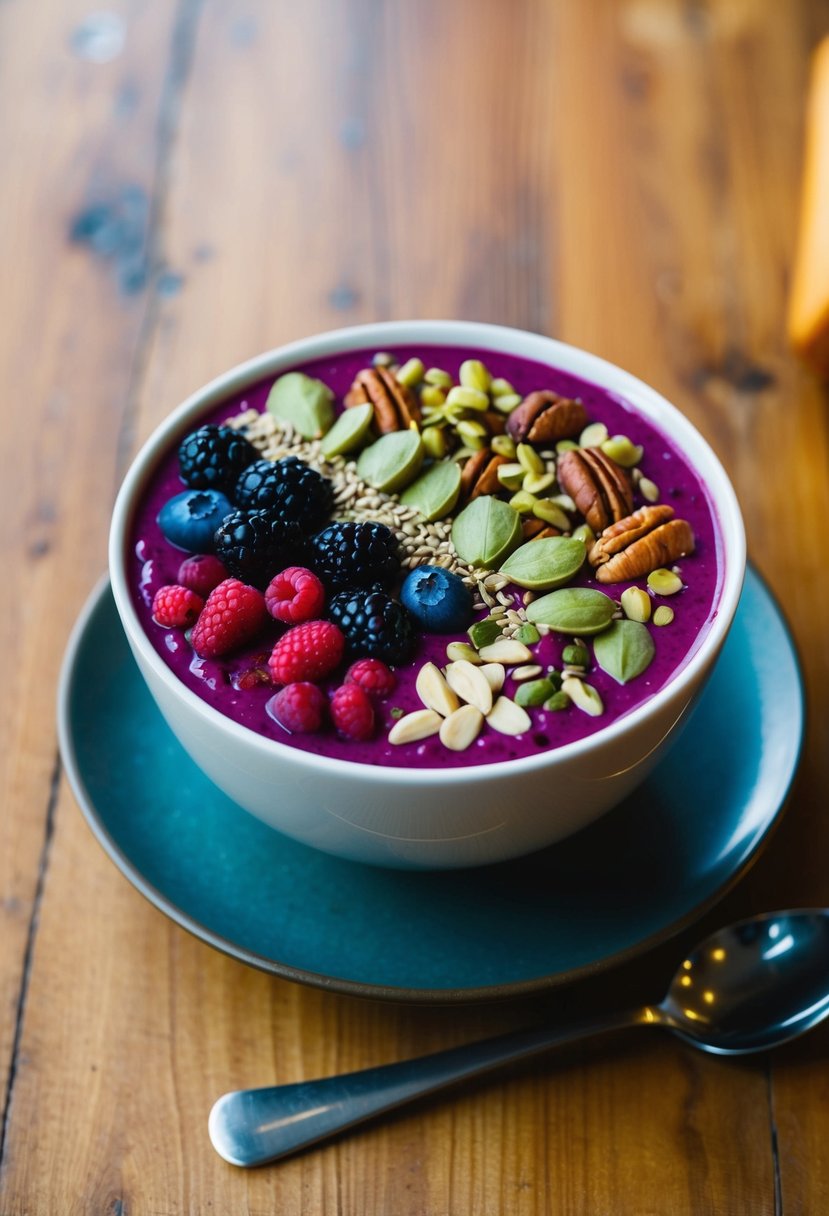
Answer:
[209,1011,637,1167]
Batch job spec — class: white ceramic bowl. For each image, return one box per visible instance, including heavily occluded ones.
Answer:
[109,321,745,870]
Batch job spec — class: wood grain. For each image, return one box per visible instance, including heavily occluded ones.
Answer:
[2,0,829,1212]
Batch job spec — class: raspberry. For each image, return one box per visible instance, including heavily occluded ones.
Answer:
[190,578,268,658]
[268,620,345,685]
[345,658,396,697]
[152,584,204,629]
[330,683,375,741]
[267,682,327,734]
[177,554,229,598]
[265,566,326,624]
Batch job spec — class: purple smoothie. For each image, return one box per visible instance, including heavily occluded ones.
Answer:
[127,344,725,769]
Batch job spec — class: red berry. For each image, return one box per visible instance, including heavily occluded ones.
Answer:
[345,657,396,697]
[330,683,375,741]
[267,682,327,733]
[177,554,229,598]
[152,584,204,628]
[190,578,268,658]
[268,620,345,685]
[265,566,326,624]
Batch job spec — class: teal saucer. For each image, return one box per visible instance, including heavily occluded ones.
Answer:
[58,567,803,1003]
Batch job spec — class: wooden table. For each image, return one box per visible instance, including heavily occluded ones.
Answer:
[2,1,828,1211]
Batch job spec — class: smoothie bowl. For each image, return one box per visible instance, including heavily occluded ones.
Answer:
[109,321,745,869]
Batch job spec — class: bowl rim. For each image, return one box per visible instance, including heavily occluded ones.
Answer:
[109,319,746,785]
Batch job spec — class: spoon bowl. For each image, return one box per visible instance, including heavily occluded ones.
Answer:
[210,909,829,1167]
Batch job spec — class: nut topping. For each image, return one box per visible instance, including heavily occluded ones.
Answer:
[458,448,509,502]
[588,504,695,583]
[557,447,634,533]
[344,367,421,434]
[506,391,588,446]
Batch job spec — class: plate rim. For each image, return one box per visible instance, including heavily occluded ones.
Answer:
[57,568,805,1004]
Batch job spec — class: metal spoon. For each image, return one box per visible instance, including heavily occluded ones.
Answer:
[209,909,829,1167]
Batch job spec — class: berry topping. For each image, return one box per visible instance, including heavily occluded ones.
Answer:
[213,509,304,589]
[330,683,375,741]
[157,488,233,553]
[152,584,204,628]
[235,457,333,533]
[267,682,327,734]
[190,578,268,658]
[345,657,397,697]
[177,553,229,597]
[328,590,417,665]
[268,620,345,685]
[265,566,326,624]
[178,424,258,494]
[308,521,400,591]
[400,565,474,633]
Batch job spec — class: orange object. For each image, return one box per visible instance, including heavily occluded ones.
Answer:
[788,35,829,378]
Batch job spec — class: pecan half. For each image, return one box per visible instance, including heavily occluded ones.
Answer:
[506,391,588,446]
[521,517,562,541]
[588,504,695,583]
[458,448,509,502]
[344,367,421,434]
[557,447,634,533]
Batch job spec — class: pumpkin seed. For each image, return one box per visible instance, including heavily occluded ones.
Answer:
[509,490,538,514]
[579,422,608,448]
[266,372,334,438]
[523,471,556,495]
[593,619,655,684]
[439,704,484,751]
[388,709,443,745]
[499,536,586,591]
[491,392,522,414]
[514,623,540,645]
[421,426,449,459]
[531,499,571,530]
[647,567,684,596]
[620,586,651,622]
[653,605,675,626]
[459,359,491,394]
[516,443,544,475]
[445,660,493,715]
[468,617,503,649]
[543,690,571,711]
[515,678,557,707]
[562,643,590,667]
[639,475,660,503]
[491,434,516,459]
[486,696,531,736]
[357,429,424,493]
[396,357,425,386]
[451,497,522,568]
[415,662,460,717]
[446,385,489,412]
[496,463,525,491]
[319,402,374,457]
[490,377,515,398]
[421,385,448,408]
[561,677,604,716]
[424,367,453,387]
[526,587,616,635]
[602,435,643,467]
[399,459,461,521]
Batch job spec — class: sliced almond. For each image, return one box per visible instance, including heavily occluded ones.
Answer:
[512,664,543,681]
[444,660,493,715]
[477,638,533,666]
[439,704,484,751]
[415,662,460,717]
[487,696,532,737]
[446,641,481,664]
[478,662,506,694]
[388,709,443,745]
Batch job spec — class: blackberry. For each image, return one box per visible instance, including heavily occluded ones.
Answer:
[213,509,304,589]
[178,425,258,494]
[309,522,400,591]
[328,589,418,665]
[234,457,333,532]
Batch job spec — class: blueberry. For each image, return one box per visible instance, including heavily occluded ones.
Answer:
[157,488,233,553]
[400,565,473,633]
